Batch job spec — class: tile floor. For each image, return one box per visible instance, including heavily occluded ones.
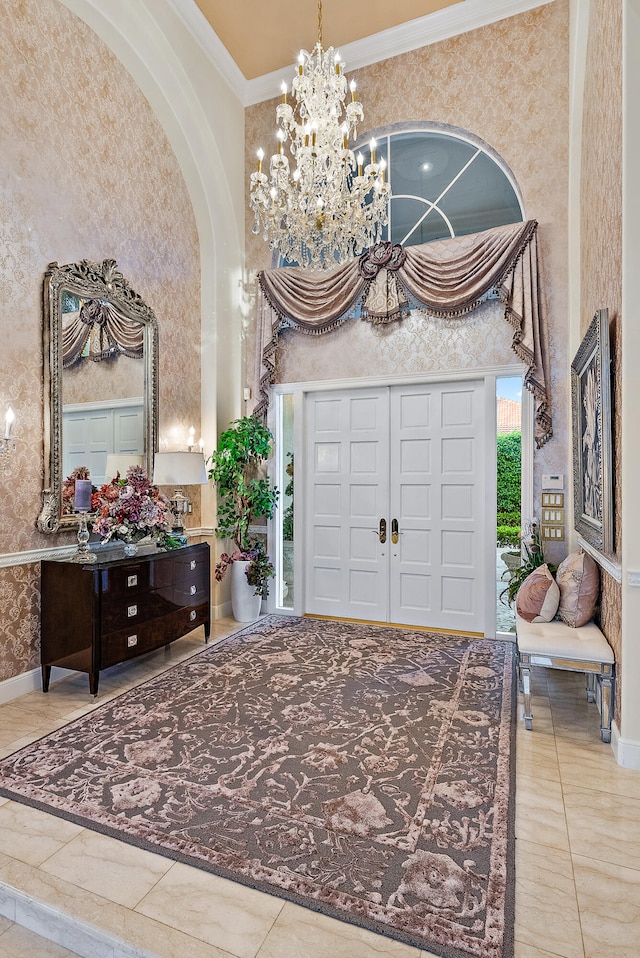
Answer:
[0,620,637,958]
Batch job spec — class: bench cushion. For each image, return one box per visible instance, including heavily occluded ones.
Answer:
[516,614,614,664]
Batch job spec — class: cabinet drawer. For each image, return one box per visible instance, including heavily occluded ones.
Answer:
[101,561,153,596]
[101,602,209,669]
[152,547,209,590]
[101,589,175,632]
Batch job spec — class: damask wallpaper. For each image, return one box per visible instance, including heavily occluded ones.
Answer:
[245,1,570,561]
[0,0,201,681]
[579,0,623,720]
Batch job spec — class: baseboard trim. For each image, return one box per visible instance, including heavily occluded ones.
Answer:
[611,720,640,769]
[0,667,76,706]
[0,881,159,958]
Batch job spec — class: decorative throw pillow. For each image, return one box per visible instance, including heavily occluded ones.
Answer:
[556,551,600,628]
[515,563,560,623]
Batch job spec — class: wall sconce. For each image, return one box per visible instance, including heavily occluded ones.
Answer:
[0,406,15,471]
[152,451,208,544]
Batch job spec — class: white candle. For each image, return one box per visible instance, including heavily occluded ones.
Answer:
[74,478,92,512]
[4,407,14,440]
[188,426,195,446]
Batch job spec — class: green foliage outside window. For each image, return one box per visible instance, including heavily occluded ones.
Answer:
[497,431,521,547]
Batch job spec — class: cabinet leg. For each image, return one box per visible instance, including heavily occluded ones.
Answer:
[204,617,211,643]
[41,665,51,693]
[89,672,99,697]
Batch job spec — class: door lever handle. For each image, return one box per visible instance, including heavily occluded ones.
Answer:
[378,518,387,543]
[391,518,399,544]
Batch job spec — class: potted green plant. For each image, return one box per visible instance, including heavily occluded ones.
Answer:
[207,416,279,620]
[500,518,556,607]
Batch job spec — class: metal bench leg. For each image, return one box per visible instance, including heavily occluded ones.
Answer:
[521,664,533,730]
[599,673,613,744]
[585,671,596,703]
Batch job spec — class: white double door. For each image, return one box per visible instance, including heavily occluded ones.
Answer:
[305,381,486,632]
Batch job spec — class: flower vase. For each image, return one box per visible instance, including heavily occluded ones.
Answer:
[123,541,138,557]
[231,560,261,622]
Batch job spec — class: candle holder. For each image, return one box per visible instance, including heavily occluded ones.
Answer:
[0,436,16,476]
[73,511,95,563]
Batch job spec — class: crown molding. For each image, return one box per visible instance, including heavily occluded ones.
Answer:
[164,0,249,102]
[244,0,556,105]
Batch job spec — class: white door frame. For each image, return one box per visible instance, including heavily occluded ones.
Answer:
[268,364,533,639]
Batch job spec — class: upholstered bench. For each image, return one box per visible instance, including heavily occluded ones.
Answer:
[516,614,615,743]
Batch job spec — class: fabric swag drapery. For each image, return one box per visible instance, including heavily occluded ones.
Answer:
[256,219,552,447]
[62,299,144,368]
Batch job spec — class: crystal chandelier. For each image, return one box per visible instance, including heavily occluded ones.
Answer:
[249,1,390,269]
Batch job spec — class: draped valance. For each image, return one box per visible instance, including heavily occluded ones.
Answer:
[62,299,144,367]
[256,219,552,447]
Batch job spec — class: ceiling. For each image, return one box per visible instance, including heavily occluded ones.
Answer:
[193,0,462,80]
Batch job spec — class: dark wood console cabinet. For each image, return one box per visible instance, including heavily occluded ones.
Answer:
[41,541,210,695]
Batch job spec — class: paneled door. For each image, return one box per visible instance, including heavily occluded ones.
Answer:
[305,381,485,632]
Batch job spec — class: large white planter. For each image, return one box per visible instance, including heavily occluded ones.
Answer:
[231,560,261,622]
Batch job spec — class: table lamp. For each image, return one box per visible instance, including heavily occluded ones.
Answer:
[152,451,208,543]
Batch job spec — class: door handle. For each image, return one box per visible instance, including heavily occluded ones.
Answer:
[378,518,387,543]
[391,518,399,544]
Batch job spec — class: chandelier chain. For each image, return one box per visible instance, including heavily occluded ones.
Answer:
[318,0,323,46]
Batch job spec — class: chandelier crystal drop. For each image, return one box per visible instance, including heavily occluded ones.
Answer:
[249,3,390,269]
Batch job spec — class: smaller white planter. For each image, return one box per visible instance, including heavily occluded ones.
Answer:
[231,560,262,622]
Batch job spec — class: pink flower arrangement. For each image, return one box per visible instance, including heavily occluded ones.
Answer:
[92,466,171,544]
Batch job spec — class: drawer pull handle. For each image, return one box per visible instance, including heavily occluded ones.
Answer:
[127,575,138,588]
[127,634,138,648]
[190,560,197,570]
[128,605,138,617]
[190,584,197,595]
[190,610,197,621]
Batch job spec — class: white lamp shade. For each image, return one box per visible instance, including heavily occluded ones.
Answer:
[104,454,144,479]
[152,451,208,486]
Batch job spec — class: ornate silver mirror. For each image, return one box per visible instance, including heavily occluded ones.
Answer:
[38,259,158,533]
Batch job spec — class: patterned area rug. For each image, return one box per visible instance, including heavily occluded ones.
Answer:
[0,616,516,958]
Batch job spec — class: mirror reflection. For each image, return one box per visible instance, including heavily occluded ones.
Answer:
[38,259,158,533]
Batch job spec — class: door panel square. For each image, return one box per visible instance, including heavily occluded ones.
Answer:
[351,441,377,474]
[442,437,473,473]
[350,397,378,431]
[400,573,430,610]
[316,442,340,473]
[400,484,430,519]
[441,484,473,519]
[349,570,378,605]
[314,526,340,559]
[350,485,377,517]
[400,438,430,473]
[441,390,473,427]
[400,393,430,428]
[350,527,378,561]
[315,400,341,432]
[442,530,473,566]
[400,529,430,563]
[441,576,473,614]
[314,567,341,601]
[314,484,340,516]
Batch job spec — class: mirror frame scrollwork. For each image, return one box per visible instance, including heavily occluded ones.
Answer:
[38,259,159,534]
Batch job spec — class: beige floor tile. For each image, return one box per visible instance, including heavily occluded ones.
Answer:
[0,856,235,958]
[515,774,569,851]
[515,943,577,958]
[573,853,640,958]
[136,861,283,958]
[514,840,584,958]
[556,743,640,800]
[0,923,82,957]
[0,918,11,935]
[257,901,422,958]
[0,804,83,868]
[40,829,173,909]
[562,784,640,870]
